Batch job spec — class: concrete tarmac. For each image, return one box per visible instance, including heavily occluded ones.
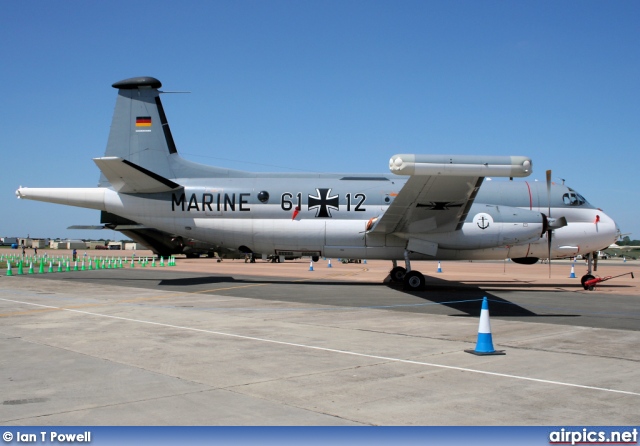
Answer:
[1,254,639,425]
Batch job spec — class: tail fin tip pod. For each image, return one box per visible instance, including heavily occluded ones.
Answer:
[112,77,162,89]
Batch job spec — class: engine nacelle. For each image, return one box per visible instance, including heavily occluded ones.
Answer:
[413,203,545,250]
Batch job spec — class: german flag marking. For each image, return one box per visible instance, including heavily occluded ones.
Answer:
[136,116,152,127]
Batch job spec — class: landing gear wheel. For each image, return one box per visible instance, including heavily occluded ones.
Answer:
[390,266,407,282]
[581,274,595,290]
[403,270,426,291]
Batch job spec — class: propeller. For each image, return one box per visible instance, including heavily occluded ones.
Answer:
[543,170,568,277]
[546,170,552,278]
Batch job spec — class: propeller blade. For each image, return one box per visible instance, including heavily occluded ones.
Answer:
[546,170,552,218]
[547,228,552,278]
[546,169,552,278]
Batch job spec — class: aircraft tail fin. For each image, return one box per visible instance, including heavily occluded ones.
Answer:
[100,76,249,186]
[100,77,176,186]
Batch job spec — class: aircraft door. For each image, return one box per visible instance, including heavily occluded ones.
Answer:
[204,188,222,217]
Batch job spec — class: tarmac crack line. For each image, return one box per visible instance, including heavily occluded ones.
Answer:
[2,296,640,398]
[220,385,370,426]
[2,335,369,425]
[1,388,244,424]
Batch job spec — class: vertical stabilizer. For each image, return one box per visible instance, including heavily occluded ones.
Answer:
[100,76,177,186]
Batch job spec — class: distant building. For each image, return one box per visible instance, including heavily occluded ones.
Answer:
[124,242,147,250]
[50,240,86,249]
[31,239,47,249]
[15,237,49,248]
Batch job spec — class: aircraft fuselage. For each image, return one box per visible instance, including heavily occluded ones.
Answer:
[29,175,612,262]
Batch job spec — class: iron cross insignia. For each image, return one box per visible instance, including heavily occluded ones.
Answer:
[416,201,463,210]
[308,188,339,218]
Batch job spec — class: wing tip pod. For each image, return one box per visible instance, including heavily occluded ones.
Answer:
[389,154,532,177]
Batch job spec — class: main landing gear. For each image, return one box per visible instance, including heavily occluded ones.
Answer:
[389,251,426,291]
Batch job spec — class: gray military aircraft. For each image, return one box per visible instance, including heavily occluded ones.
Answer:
[16,76,620,290]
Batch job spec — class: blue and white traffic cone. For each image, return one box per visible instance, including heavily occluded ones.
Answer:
[437,261,442,273]
[327,258,332,268]
[569,263,576,278]
[309,260,314,271]
[465,297,505,356]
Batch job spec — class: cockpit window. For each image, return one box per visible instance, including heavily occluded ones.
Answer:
[562,188,587,206]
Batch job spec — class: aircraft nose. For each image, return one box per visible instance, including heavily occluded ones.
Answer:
[599,210,620,244]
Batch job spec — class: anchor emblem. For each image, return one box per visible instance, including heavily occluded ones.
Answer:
[477,216,490,229]
[473,213,493,230]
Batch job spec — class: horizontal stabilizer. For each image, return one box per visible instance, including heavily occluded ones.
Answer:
[94,157,182,193]
[67,225,109,230]
[68,224,148,230]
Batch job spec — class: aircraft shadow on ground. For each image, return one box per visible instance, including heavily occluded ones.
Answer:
[394,275,583,317]
[385,281,540,317]
[41,271,580,318]
[153,274,578,318]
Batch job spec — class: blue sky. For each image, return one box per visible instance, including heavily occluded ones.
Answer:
[1,0,638,241]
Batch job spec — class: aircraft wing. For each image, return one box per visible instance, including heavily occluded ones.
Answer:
[93,157,182,193]
[608,243,640,251]
[372,174,483,234]
[371,154,533,235]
